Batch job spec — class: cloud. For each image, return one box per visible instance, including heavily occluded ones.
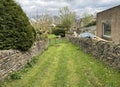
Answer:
[15,0,120,17]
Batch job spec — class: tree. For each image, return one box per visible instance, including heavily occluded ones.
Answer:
[59,6,76,31]
[0,0,36,51]
[30,13,53,40]
[53,16,60,25]
[82,13,95,27]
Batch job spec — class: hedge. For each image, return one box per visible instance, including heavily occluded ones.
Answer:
[0,0,36,51]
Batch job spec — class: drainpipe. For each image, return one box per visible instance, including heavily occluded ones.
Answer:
[119,32,120,44]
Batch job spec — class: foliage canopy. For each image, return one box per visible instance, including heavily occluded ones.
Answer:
[59,7,76,31]
[82,13,95,27]
[0,0,36,51]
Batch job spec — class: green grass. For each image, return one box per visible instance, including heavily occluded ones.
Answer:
[0,39,120,87]
[47,34,56,39]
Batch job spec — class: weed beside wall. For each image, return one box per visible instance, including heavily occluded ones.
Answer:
[67,35,120,70]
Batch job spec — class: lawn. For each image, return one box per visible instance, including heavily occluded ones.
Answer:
[0,38,120,87]
[47,34,56,39]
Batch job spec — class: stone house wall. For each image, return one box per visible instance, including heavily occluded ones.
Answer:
[0,40,49,80]
[97,5,120,44]
[67,35,120,70]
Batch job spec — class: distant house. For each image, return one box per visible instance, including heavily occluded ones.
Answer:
[97,5,120,44]
[73,15,96,34]
[80,25,96,35]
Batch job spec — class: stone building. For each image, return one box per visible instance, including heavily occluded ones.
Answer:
[97,5,120,44]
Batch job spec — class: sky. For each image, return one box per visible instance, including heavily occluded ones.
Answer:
[15,0,120,17]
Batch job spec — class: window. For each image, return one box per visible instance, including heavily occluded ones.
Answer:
[102,22,111,37]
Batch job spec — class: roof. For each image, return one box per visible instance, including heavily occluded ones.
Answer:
[97,5,120,14]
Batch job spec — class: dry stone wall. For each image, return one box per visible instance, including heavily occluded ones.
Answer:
[0,40,49,80]
[67,35,120,70]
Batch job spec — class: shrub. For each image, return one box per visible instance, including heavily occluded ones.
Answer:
[0,0,36,51]
[52,28,65,37]
[52,24,66,37]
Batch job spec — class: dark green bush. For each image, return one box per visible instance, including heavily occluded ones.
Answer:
[52,28,65,37]
[0,0,36,51]
[52,24,66,37]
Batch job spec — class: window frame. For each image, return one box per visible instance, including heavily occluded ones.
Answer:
[102,22,111,38]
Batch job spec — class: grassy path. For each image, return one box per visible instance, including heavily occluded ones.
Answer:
[1,39,120,87]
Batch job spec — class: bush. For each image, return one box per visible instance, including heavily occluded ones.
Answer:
[52,24,66,37]
[0,0,36,51]
[52,28,65,37]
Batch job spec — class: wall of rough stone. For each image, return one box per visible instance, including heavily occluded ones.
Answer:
[0,40,49,80]
[67,35,120,70]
